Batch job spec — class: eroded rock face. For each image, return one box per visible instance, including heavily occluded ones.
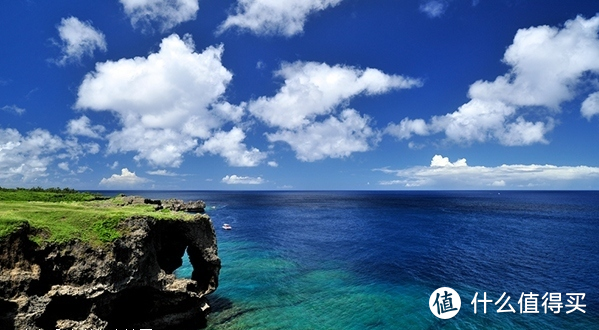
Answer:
[117,195,207,213]
[160,199,207,213]
[0,215,220,330]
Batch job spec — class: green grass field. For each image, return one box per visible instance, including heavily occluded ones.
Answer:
[0,188,196,245]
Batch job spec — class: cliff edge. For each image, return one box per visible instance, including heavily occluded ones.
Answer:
[0,211,220,330]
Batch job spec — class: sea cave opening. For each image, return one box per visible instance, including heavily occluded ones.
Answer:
[174,247,193,279]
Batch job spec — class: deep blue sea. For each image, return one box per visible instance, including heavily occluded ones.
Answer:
[100,191,599,329]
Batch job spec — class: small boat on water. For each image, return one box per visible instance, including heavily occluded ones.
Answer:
[222,223,232,230]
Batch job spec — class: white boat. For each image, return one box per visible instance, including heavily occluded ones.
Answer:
[222,224,232,230]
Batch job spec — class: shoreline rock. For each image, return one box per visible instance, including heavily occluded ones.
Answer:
[117,195,207,213]
[0,214,220,330]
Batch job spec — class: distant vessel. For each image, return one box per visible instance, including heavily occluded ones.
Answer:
[222,224,232,230]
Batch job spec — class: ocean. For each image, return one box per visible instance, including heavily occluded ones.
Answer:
[104,191,599,329]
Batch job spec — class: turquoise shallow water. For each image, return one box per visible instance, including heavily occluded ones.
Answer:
[115,190,599,329]
[178,240,432,330]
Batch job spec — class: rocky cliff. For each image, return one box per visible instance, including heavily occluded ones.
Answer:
[0,211,220,330]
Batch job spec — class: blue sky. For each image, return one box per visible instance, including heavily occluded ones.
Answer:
[1,0,599,190]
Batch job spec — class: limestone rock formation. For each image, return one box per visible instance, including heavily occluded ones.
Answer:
[0,214,220,330]
[116,195,207,213]
[160,199,207,213]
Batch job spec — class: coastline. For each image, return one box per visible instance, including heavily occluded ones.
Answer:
[0,190,221,330]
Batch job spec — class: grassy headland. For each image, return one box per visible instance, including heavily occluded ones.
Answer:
[0,188,196,245]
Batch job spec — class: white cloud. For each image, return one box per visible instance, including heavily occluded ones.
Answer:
[107,125,198,167]
[147,169,178,176]
[100,168,149,186]
[218,0,343,37]
[55,17,106,66]
[83,142,100,155]
[66,116,106,139]
[197,127,266,167]
[430,154,467,167]
[267,109,379,161]
[430,99,517,144]
[221,174,264,185]
[470,16,599,108]
[377,155,599,189]
[1,105,25,115]
[250,61,419,161]
[408,141,425,150]
[120,0,199,32]
[0,128,65,182]
[581,91,599,120]
[248,61,419,161]
[385,118,429,140]
[250,61,422,130]
[76,34,259,168]
[495,117,553,146]
[58,162,70,171]
[75,166,90,174]
[58,162,92,175]
[267,161,278,167]
[76,34,230,134]
[420,0,448,18]
[491,180,506,187]
[388,15,599,146]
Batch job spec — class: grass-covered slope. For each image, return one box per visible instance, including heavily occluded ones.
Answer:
[0,187,100,202]
[0,188,196,245]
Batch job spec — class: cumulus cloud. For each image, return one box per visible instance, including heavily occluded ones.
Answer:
[99,168,149,186]
[388,15,599,146]
[0,128,65,182]
[1,105,25,115]
[82,142,101,155]
[267,109,379,161]
[120,0,199,32]
[58,162,70,172]
[376,155,599,188]
[58,162,92,175]
[66,116,105,139]
[419,0,448,18]
[250,61,420,161]
[106,126,198,168]
[430,154,467,167]
[581,91,599,120]
[197,127,266,167]
[470,15,599,108]
[250,61,422,130]
[221,174,264,184]
[384,118,429,140]
[218,0,343,37]
[55,17,106,66]
[0,128,100,185]
[76,34,262,167]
